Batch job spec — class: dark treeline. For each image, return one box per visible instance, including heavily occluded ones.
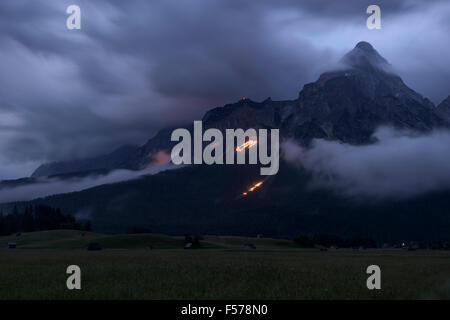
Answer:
[0,204,90,236]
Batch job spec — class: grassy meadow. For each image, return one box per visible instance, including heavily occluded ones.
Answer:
[0,230,449,300]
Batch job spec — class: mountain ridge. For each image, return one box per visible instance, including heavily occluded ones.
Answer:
[5,41,450,240]
[30,41,450,177]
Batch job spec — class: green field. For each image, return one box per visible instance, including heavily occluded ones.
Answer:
[0,230,449,300]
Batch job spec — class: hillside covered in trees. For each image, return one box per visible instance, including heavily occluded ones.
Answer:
[0,204,90,236]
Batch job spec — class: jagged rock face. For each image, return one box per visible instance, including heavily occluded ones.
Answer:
[437,96,450,121]
[282,41,445,144]
[202,98,296,131]
[31,41,449,177]
[197,41,446,145]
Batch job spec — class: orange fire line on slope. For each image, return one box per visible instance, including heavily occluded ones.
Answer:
[242,181,263,196]
[235,139,257,152]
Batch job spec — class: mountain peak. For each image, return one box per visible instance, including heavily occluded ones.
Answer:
[341,41,390,71]
[355,41,375,52]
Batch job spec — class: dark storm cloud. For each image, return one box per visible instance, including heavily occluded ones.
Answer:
[0,0,449,179]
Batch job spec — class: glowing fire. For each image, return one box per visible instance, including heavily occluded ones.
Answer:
[242,181,264,196]
[147,150,170,167]
[236,139,257,152]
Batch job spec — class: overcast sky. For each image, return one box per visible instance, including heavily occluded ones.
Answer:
[0,0,449,179]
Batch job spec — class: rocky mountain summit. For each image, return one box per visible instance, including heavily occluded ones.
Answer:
[284,41,445,144]
[31,41,450,177]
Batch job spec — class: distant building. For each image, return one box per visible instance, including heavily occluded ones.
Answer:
[8,242,17,249]
[244,244,256,249]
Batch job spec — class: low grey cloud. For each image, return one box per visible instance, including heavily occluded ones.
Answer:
[0,0,449,179]
[0,163,180,203]
[283,127,450,198]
